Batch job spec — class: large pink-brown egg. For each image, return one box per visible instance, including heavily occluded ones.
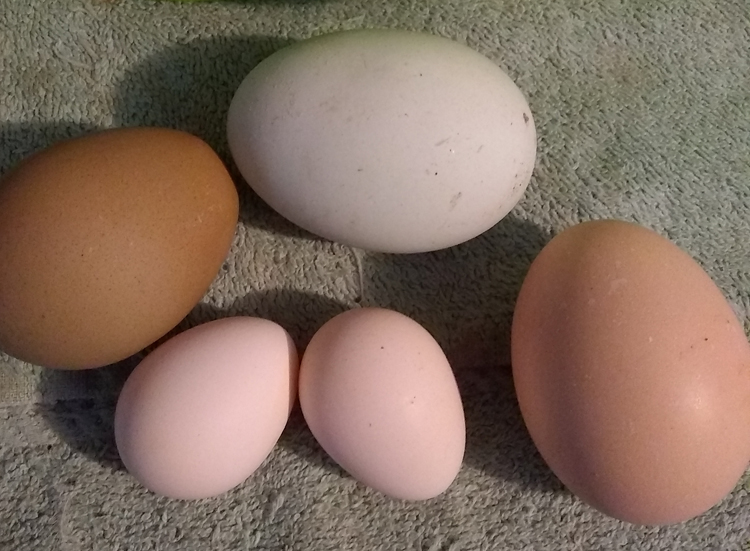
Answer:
[511,219,750,525]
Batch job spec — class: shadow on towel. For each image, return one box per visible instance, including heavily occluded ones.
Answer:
[358,215,552,369]
[112,34,293,160]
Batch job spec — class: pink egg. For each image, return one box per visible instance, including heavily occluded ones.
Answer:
[114,317,298,500]
[299,307,466,500]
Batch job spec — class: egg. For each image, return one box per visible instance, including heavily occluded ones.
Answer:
[114,316,298,500]
[511,219,750,525]
[0,127,239,369]
[299,307,465,500]
[227,29,536,253]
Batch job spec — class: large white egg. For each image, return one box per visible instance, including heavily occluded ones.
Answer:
[227,29,536,253]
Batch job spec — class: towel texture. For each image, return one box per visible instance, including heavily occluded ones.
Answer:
[1,0,749,549]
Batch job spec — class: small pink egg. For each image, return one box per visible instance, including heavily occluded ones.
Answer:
[115,317,298,500]
[299,307,466,500]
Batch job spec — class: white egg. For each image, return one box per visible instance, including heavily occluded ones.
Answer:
[227,29,536,253]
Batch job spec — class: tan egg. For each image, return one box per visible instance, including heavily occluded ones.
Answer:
[511,219,750,525]
[0,127,239,369]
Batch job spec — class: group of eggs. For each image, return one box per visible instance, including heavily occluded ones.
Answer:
[1,29,749,528]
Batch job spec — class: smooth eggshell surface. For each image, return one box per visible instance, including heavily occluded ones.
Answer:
[0,127,239,369]
[114,317,298,500]
[299,307,466,500]
[511,219,750,525]
[227,29,536,253]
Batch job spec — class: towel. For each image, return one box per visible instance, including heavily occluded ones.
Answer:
[1,1,749,549]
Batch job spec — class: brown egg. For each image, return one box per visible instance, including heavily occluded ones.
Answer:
[0,127,239,369]
[511,219,750,525]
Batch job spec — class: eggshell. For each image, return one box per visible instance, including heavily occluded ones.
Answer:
[114,317,298,500]
[227,29,536,253]
[511,219,750,525]
[0,127,239,369]
[299,307,465,500]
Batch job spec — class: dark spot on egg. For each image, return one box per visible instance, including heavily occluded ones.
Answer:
[523,112,530,124]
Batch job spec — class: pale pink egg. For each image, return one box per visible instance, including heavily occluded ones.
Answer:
[299,307,466,500]
[115,317,298,500]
